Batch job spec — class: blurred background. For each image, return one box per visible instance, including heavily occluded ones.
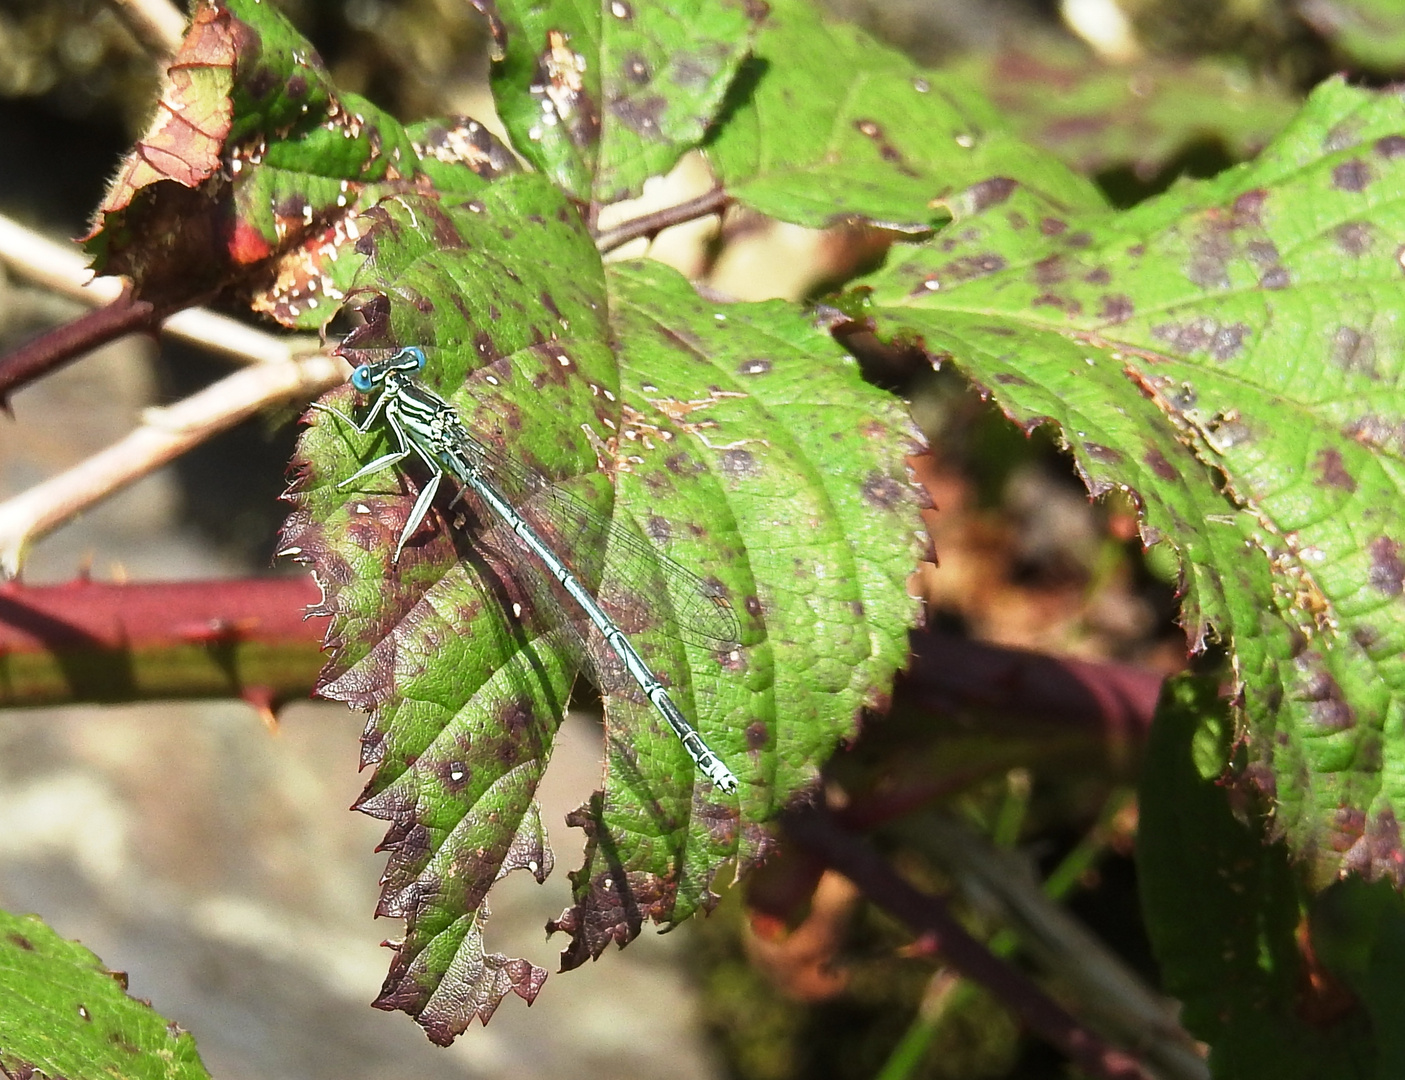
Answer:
[0,0,1381,1075]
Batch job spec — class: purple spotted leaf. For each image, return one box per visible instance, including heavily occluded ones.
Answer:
[704,0,1103,233]
[550,258,923,967]
[281,175,923,1036]
[84,0,515,330]
[855,76,1405,889]
[949,40,1298,179]
[473,0,759,206]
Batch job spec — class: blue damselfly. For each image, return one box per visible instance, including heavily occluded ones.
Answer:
[314,346,742,793]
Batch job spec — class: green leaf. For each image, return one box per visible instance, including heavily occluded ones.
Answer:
[480,0,758,205]
[704,0,1103,232]
[949,42,1298,179]
[855,76,1405,888]
[1137,677,1370,1076]
[0,909,212,1080]
[1312,878,1405,1075]
[86,0,516,329]
[552,258,923,966]
[1301,0,1405,73]
[281,177,923,1039]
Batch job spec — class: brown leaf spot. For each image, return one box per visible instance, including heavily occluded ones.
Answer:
[1083,266,1111,285]
[611,93,667,137]
[413,118,518,179]
[1151,318,1250,360]
[1344,414,1405,453]
[620,52,651,85]
[1083,442,1123,465]
[1330,326,1377,376]
[721,448,762,479]
[644,514,672,543]
[665,452,703,476]
[1229,188,1268,225]
[1143,446,1178,481]
[965,176,1017,212]
[862,472,907,510]
[745,721,769,750]
[1335,221,1375,256]
[1031,293,1081,315]
[1098,294,1134,323]
[1368,537,1405,596]
[1299,663,1355,732]
[533,30,601,150]
[1039,217,1067,236]
[1375,134,1405,159]
[1063,230,1093,249]
[1313,448,1357,491]
[473,329,501,364]
[1357,809,1405,887]
[440,758,472,792]
[1030,254,1066,286]
[1332,159,1372,192]
[1187,229,1232,289]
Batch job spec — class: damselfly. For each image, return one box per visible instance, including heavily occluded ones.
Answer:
[314,346,742,793]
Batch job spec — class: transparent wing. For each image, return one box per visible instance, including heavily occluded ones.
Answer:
[458,429,741,652]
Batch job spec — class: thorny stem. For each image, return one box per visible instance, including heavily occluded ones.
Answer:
[782,805,1157,1080]
[0,351,345,578]
[595,188,732,254]
[0,576,329,711]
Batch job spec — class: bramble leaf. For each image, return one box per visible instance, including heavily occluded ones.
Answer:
[478,0,758,205]
[949,42,1298,179]
[85,0,515,329]
[0,909,212,1080]
[280,176,923,1038]
[856,76,1405,888]
[704,0,1103,232]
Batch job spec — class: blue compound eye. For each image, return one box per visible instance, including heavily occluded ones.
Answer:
[351,366,375,393]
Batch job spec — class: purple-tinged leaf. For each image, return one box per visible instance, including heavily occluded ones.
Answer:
[858,76,1405,889]
[85,0,514,330]
[282,174,924,1033]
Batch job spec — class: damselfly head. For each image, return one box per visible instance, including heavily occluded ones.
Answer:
[350,346,429,393]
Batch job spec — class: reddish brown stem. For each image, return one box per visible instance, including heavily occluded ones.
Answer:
[834,630,1167,829]
[0,576,328,709]
[782,805,1156,1080]
[0,289,158,407]
[595,188,732,253]
[903,629,1165,737]
[0,577,1168,731]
